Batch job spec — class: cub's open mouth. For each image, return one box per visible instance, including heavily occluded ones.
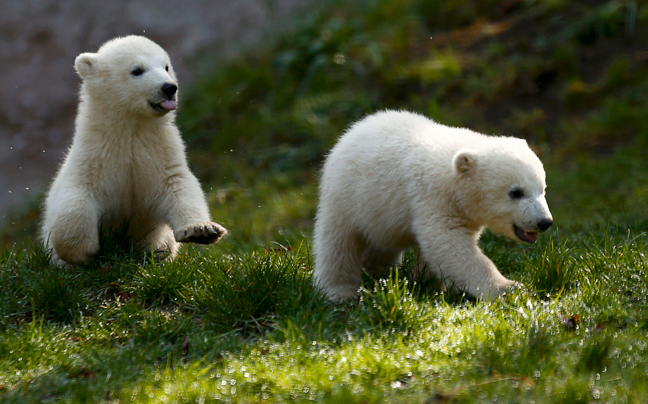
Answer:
[514,225,539,244]
[149,99,176,113]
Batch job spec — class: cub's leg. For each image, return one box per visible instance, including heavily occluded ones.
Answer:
[131,220,179,261]
[313,214,367,301]
[42,188,100,265]
[362,247,404,278]
[415,223,515,300]
[156,169,227,245]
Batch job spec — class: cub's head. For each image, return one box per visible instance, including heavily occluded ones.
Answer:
[453,138,553,244]
[74,35,178,117]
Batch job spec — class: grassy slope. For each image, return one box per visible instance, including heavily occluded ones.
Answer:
[2,0,648,402]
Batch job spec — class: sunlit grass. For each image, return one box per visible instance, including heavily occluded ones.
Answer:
[3,211,648,402]
[205,180,317,250]
[2,0,648,402]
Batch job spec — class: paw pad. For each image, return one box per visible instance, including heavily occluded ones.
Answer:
[174,222,227,245]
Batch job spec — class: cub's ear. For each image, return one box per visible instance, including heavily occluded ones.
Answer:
[453,149,477,175]
[515,138,528,147]
[74,53,98,79]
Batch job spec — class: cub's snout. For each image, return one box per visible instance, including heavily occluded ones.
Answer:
[537,218,553,232]
[162,82,177,99]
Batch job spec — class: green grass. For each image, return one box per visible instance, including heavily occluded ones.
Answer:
[3,224,648,402]
[3,0,648,402]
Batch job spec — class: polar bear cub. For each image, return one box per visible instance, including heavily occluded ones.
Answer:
[40,36,227,265]
[313,110,553,300]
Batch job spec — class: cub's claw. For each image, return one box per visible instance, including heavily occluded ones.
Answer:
[174,222,227,244]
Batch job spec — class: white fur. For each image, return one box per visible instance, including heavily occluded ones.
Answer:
[40,36,226,265]
[313,110,553,300]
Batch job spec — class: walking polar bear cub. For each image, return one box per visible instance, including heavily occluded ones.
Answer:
[41,36,226,265]
[313,110,553,300]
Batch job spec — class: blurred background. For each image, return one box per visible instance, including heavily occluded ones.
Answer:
[0,0,312,223]
[1,0,647,248]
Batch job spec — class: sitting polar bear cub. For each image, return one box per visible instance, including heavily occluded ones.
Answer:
[313,110,553,300]
[40,35,227,265]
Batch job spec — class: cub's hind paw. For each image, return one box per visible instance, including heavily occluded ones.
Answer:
[174,222,227,245]
[52,237,100,266]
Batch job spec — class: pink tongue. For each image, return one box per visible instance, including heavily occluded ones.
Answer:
[160,100,176,111]
[525,231,538,243]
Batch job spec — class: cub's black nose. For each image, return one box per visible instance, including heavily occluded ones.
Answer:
[162,83,177,98]
[538,218,553,231]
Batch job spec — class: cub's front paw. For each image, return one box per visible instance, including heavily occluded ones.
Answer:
[317,284,361,303]
[493,279,524,298]
[174,222,227,245]
[474,279,524,300]
[509,281,524,291]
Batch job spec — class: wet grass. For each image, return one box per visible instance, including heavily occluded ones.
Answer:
[2,0,648,402]
[2,218,648,402]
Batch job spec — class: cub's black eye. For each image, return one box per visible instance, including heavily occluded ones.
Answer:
[131,67,144,76]
[165,65,169,72]
[509,188,525,199]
